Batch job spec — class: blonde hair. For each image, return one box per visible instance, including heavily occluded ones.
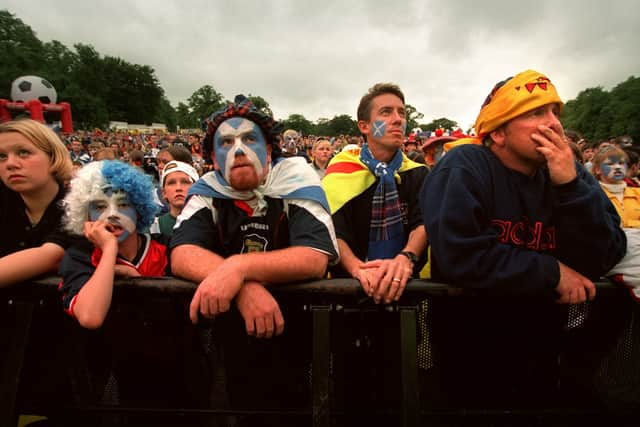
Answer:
[312,138,331,154]
[0,119,72,183]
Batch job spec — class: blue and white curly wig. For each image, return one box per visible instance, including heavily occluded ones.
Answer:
[63,160,158,235]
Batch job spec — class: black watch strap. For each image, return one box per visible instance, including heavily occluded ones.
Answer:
[399,251,418,264]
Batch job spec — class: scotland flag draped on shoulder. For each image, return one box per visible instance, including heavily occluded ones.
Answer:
[177,94,338,263]
[189,156,330,216]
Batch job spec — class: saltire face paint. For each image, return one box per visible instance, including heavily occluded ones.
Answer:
[372,120,386,138]
[601,155,628,182]
[214,117,268,184]
[88,187,137,243]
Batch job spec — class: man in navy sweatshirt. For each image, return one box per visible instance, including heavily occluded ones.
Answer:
[419,69,626,408]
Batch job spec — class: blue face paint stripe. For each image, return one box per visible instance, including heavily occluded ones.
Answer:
[601,156,628,182]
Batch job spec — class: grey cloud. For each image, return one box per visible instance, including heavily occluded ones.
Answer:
[3,0,639,129]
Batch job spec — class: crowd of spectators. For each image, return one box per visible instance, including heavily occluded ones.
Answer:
[1,72,638,422]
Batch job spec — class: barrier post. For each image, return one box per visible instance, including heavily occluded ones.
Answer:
[0,300,35,426]
[312,305,331,427]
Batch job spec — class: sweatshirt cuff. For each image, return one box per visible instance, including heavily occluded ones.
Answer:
[540,254,561,291]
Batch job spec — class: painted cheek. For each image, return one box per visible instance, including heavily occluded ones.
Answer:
[88,205,102,222]
[214,140,232,177]
[372,120,386,138]
[251,140,268,168]
[601,164,613,177]
[401,122,407,135]
[118,206,138,233]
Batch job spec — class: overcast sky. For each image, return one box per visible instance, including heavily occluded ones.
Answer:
[3,0,639,129]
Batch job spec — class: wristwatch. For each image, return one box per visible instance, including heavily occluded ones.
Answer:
[399,251,418,265]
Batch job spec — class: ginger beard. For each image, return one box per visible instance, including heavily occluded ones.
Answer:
[88,187,138,243]
[213,117,270,191]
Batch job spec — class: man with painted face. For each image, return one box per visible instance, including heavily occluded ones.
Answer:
[322,82,428,304]
[420,69,626,407]
[170,95,338,419]
[59,160,166,329]
[280,128,310,161]
[171,95,338,329]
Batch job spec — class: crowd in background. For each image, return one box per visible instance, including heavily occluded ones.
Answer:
[60,126,638,185]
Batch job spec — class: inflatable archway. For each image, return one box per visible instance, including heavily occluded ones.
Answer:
[0,99,73,133]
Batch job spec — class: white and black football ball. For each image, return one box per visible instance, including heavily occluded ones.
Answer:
[10,75,58,104]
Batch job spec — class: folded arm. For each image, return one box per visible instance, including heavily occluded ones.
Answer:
[0,243,64,287]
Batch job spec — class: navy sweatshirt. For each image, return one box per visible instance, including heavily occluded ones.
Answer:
[420,144,626,293]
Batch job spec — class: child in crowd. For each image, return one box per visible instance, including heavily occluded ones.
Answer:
[593,146,640,228]
[593,146,640,300]
[150,160,199,237]
[58,160,168,329]
[0,119,75,286]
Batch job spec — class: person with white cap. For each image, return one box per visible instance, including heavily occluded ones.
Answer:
[150,160,199,237]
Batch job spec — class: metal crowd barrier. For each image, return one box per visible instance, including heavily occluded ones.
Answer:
[1,277,638,426]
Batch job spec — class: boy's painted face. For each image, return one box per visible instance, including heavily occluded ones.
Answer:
[600,155,628,184]
[88,187,137,243]
[214,117,269,186]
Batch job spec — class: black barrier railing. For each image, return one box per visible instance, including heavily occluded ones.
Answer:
[1,278,639,427]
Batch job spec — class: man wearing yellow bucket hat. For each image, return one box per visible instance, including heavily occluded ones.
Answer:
[418,69,627,407]
[421,69,625,300]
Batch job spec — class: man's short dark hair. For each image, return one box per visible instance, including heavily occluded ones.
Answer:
[357,83,405,122]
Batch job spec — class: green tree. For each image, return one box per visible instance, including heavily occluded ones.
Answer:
[175,102,194,129]
[281,113,314,136]
[101,57,163,123]
[561,87,611,141]
[188,85,225,124]
[40,40,77,96]
[247,94,273,117]
[64,82,109,130]
[405,104,424,133]
[315,117,330,136]
[323,114,359,136]
[608,76,640,141]
[423,117,458,132]
[0,10,45,99]
[155,97,177,132]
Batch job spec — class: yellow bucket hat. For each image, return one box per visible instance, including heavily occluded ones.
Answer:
[474,69,563,138]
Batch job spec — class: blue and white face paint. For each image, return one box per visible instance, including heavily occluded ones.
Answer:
[88,187,138,243]
[601,155,628,183]
[372,120,386,138]
[214,117,268,184]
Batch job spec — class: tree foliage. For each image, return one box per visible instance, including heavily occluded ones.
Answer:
[320,114,358,136]
[405,104,424,133]
[423,117,458,131]
[0,10,174,130]
[247,94,273,117]
[187,85,225,124]
[281,113,315,136]
[561,77,640,142]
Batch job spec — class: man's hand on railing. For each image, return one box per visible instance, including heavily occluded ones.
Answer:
[189,257,246,323]
[555,261,596,304]
[361,256,413,304]
[235,282,284,339]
